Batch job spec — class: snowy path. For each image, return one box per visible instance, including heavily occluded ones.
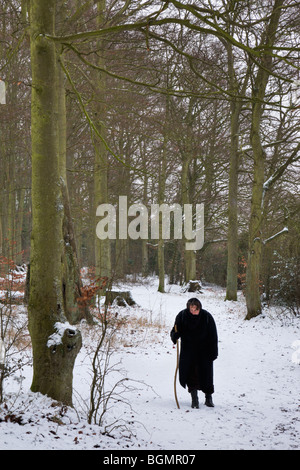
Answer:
[102,281,299,450]
[0,279,299,450]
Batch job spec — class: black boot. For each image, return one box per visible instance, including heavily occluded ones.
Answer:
[191,390,199,409]
[205,394,214,407]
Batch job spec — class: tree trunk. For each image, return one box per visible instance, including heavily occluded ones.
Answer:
[0,198,2,266]
[182,161,196,282]
[142,160,149,277]
[57,53,92,324]
[225,46,241,301]
[157,157,166,293]
[94,0,111,290]
[224,29,250,301]
[181,99,196,283]
[15,188,25,265]
[157,95,170,293]
[245,0,284,319]
[28,0,81,406]
[225,117,239,300]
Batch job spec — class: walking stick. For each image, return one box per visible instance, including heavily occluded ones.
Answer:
[174,325,180,409]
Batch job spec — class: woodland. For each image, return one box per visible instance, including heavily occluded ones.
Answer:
[0,0,299,406]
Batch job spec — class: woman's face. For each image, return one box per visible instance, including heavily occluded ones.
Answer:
[189,305,200,315]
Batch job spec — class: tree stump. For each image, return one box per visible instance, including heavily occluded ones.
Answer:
[182,280,202,293]
[105,291,136,307]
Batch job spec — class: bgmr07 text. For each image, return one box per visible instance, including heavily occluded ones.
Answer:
[147,454,196,465]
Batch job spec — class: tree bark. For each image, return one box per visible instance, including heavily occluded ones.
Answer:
[225,43,244,301]
[222,2,251,301]
[28,0,81,406]
[181,158,196,282]
[157,94,170,293]
[94,0,111,290]
[142,156,149,276]
[245,0,284,319]
[57,52,92,324]
[181,98,196,283]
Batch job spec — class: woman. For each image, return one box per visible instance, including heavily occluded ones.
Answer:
[170,298,218,408]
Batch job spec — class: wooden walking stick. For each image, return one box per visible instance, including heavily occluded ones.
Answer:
[174,324,180,409]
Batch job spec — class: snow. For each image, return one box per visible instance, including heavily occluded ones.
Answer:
[0,277,299,451]
[47,321,78,348]
[0,290,23,301]
[292,341,300,365]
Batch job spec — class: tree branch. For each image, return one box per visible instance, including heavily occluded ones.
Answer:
[263,227,288,245]
[59,54,153,177]
[44,16,262,59]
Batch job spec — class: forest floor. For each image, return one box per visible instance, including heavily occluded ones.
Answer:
[0,274,299,451]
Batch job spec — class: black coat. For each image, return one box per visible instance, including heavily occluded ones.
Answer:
[170,308,218,393]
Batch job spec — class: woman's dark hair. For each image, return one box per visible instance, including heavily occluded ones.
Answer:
[187,298,202,311]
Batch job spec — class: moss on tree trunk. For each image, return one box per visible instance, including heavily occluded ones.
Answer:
[28,0,82,406]
[245,0,283,320]
[94,0,111,290]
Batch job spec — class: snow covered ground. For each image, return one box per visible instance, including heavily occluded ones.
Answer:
[0,277,299,451]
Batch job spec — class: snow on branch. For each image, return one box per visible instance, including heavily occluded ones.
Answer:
[261,141,300,208]
[263,227,288,245]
